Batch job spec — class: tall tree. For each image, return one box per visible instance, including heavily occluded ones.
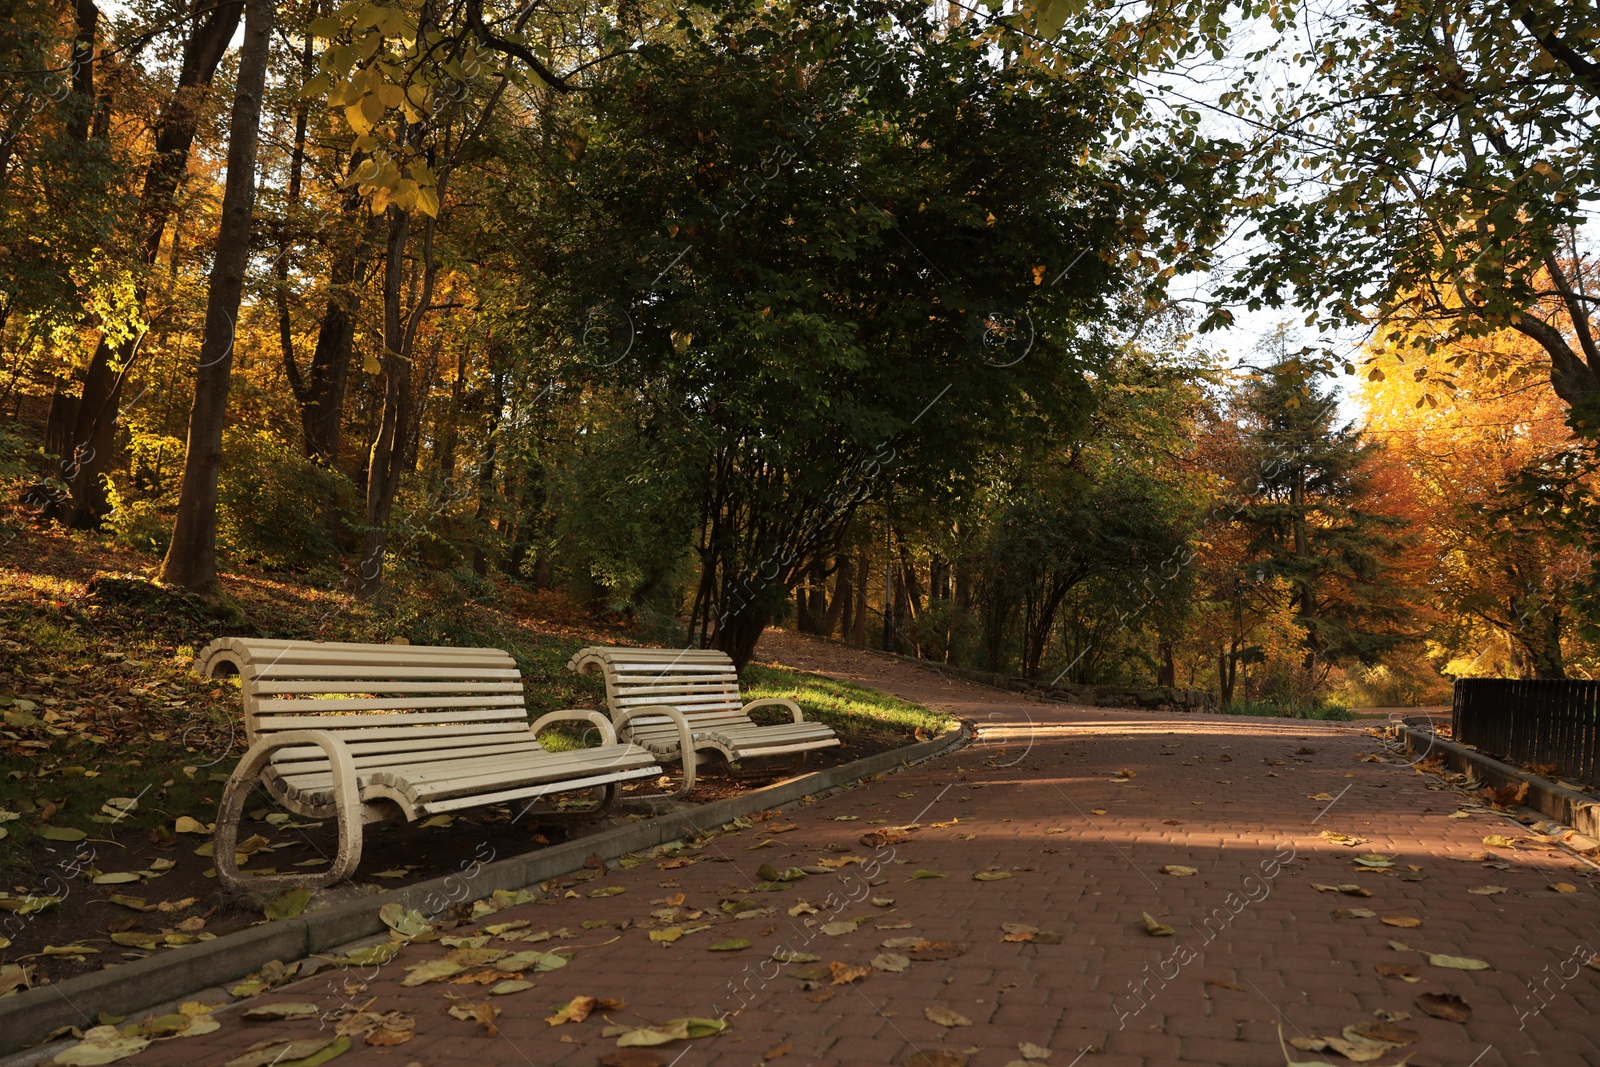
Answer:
[49,0,242,527]
[158,0,275,589]
[1226,357,1418,678]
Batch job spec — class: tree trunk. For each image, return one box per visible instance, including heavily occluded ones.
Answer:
[156,0,272,590]
[1158,640,1176,687]
[850,545,870,644]
[50,0,242,528]
[823,554,851,637]
[358,208,414,596]
[65,0,98,144]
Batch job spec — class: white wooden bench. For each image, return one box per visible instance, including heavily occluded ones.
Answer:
[567,646,839,797]
[195,638,676,890]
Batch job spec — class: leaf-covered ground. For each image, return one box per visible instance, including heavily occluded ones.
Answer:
[0,515,952,990]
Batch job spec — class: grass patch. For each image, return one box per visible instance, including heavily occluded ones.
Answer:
[741,664,957,740]
[1220,698,1355,721]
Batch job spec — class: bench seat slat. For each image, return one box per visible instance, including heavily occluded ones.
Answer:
[419,766,660,813]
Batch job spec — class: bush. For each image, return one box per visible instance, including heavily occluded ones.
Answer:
[105,491,173,556]
[217,429,354,570]
[1223,696,1354,721]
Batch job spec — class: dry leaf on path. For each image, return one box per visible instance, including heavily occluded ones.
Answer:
[1468,885,1507,895]
[1428,953,1490,970]
[1380,915,1422,928]
[1415,992,1471,1022]
[829,962,872,985]
[872,953,910,972]
[1160,865,1198,877]
[1550,882,1578,893]
[1142,912,1175,936]
[924,1005,971,1027]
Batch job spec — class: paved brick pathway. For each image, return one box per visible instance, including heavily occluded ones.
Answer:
[115,632,1599,1067]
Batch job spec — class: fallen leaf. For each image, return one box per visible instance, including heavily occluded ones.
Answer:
[400,959,465,986]
[709,939,752,952]
[38,826,87,842]
[764,1039,794,1059]
[1307,793,1336,802]
[264,888,313,921]
[1018,1042,1051,1060]
[1375,963,1420,982]
[872,952,910,972]
[1142,912,1175,936]
[1482,834,1520,849]
[223,1037,347,1067]
[447,1001,501,1034]
[1380,915,1422,928]
[910,870,946,879]
[51,1026,151,1065]
[1090,809,1107,816]
[1415,992,1471,1022]
[906,940,966,960]
[973,869,1012,881]
[830,961,872,985]
[924,1005,972,1027]
[1160,865,1198,877]
[546,995,623,1025]
[243,1002,320,1021]
[1550,882,1578,893]
[1467,885,1507,895]
[1333,908,1376,919]
[1428,953,1490,970]
[173,816,207,834]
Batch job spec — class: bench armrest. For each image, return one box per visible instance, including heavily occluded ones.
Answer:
[215,729,362,891]
[529,709,619,746]
[613,704,697,796]
[742,697,805,724]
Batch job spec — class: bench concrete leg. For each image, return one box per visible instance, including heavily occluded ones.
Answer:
[214,731,364,892]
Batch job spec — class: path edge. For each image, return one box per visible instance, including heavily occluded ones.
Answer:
[1397,723,1600,839]
[0,726,967,1057]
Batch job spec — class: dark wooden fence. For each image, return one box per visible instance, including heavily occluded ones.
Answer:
[1453,679,1600,789]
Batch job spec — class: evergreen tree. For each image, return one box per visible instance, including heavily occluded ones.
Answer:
[1228,356,1417,679]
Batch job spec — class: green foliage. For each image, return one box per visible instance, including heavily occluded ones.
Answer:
[1222,696,1354,721]
[1224,0,1600,414]
[216,429,354,569]
[1226,355,1418,671]
[513,0,1147,662]
[105,491,173,556]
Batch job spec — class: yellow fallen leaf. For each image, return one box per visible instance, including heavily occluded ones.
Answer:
[1550,883,1578,893]
[1380,915,1422,928]
[1160,865,1198,877]
[1142,912,1175,936]
[1467,885,1506,895]
[1307,793,1336,802]
[1427,953,1490,970]
[1482,834,1519,849]
[924,1005,971,1027]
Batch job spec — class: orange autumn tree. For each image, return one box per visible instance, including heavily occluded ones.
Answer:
[1361,329,1593,678]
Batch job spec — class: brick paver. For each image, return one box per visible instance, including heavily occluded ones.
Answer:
[112,632,1599,1066]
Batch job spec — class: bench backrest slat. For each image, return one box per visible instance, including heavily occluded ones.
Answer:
[569,646,751,728]
[195,639,529,757]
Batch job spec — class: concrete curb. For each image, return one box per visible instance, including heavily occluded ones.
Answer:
[0,727,967,1056]
[1397,723,1600,839]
